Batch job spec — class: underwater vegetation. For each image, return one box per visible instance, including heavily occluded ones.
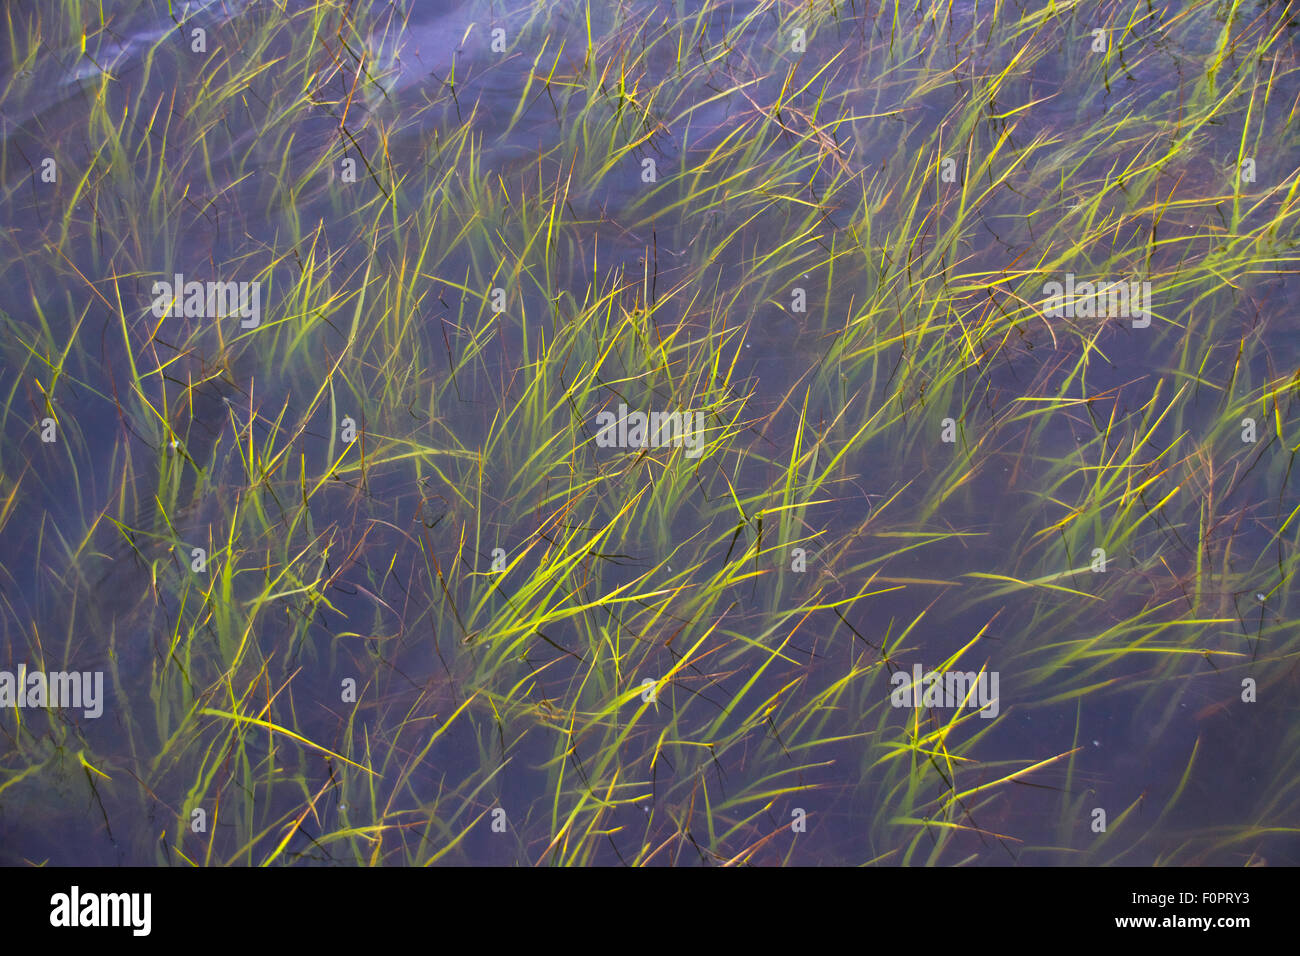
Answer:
[1,0,1299,866]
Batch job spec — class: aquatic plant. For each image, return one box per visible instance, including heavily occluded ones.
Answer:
[0,0,1298,866]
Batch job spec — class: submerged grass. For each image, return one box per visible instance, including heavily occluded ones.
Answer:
[1,0,1298,865]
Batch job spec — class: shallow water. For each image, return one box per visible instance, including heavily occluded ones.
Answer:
[2,0,1299,866]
